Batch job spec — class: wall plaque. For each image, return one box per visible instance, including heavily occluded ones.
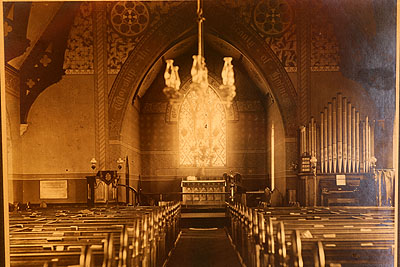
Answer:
[40,180,68,199]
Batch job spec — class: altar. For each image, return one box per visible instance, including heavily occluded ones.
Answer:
[181,177,226,206]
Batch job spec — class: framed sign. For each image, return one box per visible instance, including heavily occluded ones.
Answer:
[336,175,346,186]
[40,180,68,199]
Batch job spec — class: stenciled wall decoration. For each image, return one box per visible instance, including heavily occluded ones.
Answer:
[107,1,181,73]
[241,0,297,72]
[310,0,340,72]
[109,1,149,37]
[64,1,182,74]
[253,0,293,36]
[63,1,339,75]
[63,1,94,74]
[106,1,145,73]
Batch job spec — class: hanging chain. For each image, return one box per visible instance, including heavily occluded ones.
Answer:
[197,0,205,57]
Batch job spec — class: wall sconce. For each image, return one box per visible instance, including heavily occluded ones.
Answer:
[117,158,124,171]
[90,158,97,171]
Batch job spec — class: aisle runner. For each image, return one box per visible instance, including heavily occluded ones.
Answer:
[166,228,242,267]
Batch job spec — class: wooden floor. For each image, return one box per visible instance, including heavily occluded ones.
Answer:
[166,228,243,267]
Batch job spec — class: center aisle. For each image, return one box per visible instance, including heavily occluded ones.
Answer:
[165,228,243,267]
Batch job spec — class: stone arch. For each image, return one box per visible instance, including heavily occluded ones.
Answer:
[108,2,297,140]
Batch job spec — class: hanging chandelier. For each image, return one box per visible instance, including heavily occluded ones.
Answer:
[163,0,236,107]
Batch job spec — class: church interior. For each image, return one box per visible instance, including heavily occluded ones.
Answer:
[1,0,398,266]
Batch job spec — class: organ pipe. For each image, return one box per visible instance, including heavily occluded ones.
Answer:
[300,126,306,156]
[311,117,316,157]
[324,107,328,173]
[352,107,356,172]
[308,121,312,157]
[362,121,366,172]
[312,117,316,158]
[328,102,333,173]
[300,93,374,174]
[332,98,337,173]
[337,94,343,173]
[366,116,370,173]
[356,111,360,172]
[343,98,347,173]
[371,120,375,161]
[347,102,352,172]
[320,112,324,173]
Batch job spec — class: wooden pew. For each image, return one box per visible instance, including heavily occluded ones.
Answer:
[9,203,181,267]
[226,202,394,267]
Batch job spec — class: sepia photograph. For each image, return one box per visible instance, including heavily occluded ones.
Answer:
[1,0,398,266]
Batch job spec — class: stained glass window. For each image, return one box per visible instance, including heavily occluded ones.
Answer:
[179,86,226,167]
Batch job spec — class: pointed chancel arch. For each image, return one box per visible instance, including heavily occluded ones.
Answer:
[108,2,297,141]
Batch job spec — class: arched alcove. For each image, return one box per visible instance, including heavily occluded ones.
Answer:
[108,2,297,198]
[108,2,297,141]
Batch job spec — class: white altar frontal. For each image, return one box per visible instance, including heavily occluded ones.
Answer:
[181,177,226,206]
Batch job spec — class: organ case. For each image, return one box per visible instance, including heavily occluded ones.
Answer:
[298,93,377,206]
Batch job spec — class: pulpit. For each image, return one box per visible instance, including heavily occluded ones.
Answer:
[86,170,118,207]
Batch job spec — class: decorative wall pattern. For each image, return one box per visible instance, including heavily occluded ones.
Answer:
[297,0,311,125]
[238,0,297,72]
[310,0,340,71]
[221,0,337,73]
[264,25,297,72]
[236,100,264,112]
[62,1,339,74]
[140,114,177,151]
[109,1,149,37]
[63,2,94,74]
[107,2,145,73]
[253,0,293,36]
[93,2,109,170]
[141,154,178,176]
[229,112,266,150]
[64,1,182,74]
[142,102,168,114]
[265,24,297,72]
[107,1,181,73]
